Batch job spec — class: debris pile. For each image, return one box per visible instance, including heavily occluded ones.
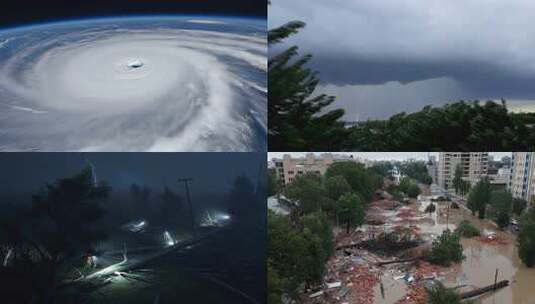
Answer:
[304,249,383,304]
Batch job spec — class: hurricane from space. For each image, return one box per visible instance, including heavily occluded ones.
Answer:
[0,17,266,151]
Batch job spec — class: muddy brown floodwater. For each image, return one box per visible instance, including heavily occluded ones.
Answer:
[378,196,535,304]
[431,199,535,304]
[308,189,535,304]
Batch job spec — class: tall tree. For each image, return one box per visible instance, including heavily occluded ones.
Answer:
[336,193,365,234]
[269,21,347,150]
[325,162,380,201]
[284,173,325,214]
[26,168,110,302]
[268,170,281,197]
[518,208,535,267]
[467,177,491,219]
[452,164,463,195]
[489,190,513,229]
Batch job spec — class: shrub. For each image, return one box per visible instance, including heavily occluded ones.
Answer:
[425,230,464,266]
[455,220,480,238]
[427,285,461,304]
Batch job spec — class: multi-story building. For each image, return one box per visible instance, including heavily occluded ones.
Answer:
[272,153,368,185]
[508,152,535,202]
[437,152,489,190]
[489,167,511,187]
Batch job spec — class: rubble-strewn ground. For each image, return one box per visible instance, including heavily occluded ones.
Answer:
[301,185,535,304]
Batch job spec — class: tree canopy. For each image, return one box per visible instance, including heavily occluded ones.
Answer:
[518,208,535,267]
[467,177,491,219]
[268,21,348,151]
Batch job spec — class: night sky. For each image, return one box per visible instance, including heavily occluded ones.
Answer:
[0,153,265,195]
[0,0,266,28]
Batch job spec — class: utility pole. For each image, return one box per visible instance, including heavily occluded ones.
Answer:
[178,178,195,236]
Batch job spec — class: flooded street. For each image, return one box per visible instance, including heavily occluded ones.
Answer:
[432,201,535,304]
[311,185,535,304]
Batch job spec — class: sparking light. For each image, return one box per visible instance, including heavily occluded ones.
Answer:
[164,231,176,246]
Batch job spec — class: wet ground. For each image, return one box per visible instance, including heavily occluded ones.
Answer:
[305,186,535,304]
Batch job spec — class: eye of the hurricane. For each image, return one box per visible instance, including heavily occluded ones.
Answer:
[127,59,144,69]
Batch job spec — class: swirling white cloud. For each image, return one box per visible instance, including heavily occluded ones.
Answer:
[0,18,266,151]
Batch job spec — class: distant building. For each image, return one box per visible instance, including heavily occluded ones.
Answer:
[437,152,489,190]
[489,167,511,187]
[508,152,535,203]
[501,156,512,168]
[390,165,403,184]
[271,153,370,185]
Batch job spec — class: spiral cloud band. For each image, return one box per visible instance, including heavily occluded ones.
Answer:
[0,17,266,151]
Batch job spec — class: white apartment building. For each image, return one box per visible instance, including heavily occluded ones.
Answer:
[272,153,369,185]
[508,152,535,202]
[437,152,489,190]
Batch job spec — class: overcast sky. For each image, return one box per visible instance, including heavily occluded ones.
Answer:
[269,1,535,119]
[268,152,511,162]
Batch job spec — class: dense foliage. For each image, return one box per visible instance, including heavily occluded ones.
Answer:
[337,193,365,233]
[427,285,462,304]
[489,190,513,229]
[455,220,481,237]
[0,168,110,303]
[325,162,382,201]
[268,170,281,197]
[452,165,471,196]
[467,177,491,219]
[518,208,535,267]
[346,100,535,151]
[268,21,347,151]
[268,211,333,300]
[268,160,385,303]
[398,161,432,185]
[425,230,465,266]
[399,177,421,198]
[512,198,527,216]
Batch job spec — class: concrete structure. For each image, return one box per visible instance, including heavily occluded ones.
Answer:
[272,153,369,185]
[508,152,535,202]
[489,167,511,187]
[390,165,403,185]
[437,152,489,190]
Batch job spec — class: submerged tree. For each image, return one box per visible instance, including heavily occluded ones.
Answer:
[467,177,491,219]
[427,285,461,304]
[489,190,513,229]
[269,20,347,150]
[425,230,464,266]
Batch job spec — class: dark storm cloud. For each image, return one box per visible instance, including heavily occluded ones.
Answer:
[269,0,535,98]
[0,0,265,28]
[0,153,264,195]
